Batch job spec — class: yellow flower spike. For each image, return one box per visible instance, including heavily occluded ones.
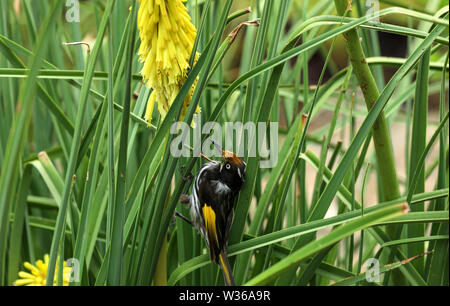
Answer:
[14,254,71,286]
[137,0,200,126]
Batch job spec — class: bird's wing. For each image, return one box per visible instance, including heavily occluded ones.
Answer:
[197,177,234,262]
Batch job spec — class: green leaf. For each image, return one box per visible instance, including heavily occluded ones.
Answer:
[245,203,408,285]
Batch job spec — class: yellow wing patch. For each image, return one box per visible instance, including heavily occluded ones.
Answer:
[202,204,219,250]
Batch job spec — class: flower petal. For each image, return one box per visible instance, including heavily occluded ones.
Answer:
[14,278,35,286]
[24,262,41,276]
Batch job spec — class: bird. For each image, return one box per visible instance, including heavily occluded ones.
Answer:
[177,140,246,286]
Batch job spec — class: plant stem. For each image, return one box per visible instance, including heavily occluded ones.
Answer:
[333,0,403,284]
[154,239,168,285]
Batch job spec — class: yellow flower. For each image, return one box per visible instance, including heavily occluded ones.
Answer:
[138,0,201,125]
[14,254,72,286]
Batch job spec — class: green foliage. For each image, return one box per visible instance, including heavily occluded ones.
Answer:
[0,0,448,286]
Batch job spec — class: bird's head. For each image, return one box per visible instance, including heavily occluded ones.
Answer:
[211,140,246,192]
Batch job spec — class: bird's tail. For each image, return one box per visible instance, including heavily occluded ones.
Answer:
[218,252,235,286]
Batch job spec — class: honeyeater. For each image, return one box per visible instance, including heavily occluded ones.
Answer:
[178,141,246,286]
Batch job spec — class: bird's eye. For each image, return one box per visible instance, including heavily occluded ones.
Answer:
[225,163,231,170]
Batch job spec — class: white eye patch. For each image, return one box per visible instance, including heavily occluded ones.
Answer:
[226,163,231,170]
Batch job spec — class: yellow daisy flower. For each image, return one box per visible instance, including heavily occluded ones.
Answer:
[137,0,200,125]
[14,254,72,286]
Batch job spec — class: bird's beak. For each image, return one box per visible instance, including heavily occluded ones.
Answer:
[210,139,245,167]
[211,139,225,157]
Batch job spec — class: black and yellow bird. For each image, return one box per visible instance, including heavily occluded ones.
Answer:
[178,140,246,286]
